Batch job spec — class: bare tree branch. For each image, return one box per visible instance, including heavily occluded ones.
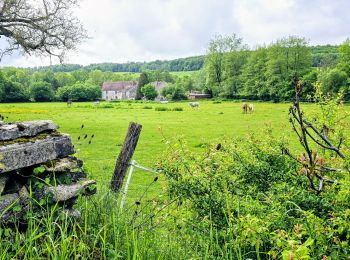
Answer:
[286,77,346,194]
[0,0,87,62]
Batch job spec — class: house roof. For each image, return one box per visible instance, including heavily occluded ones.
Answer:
[102,81,138,91]
[102,81,168,92]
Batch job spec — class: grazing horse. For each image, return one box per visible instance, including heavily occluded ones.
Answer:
[67,100,73,107]
[189,102,199,109]
[242,103,248,113]
[248,104,255,113]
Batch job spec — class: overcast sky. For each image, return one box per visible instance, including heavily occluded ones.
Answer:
[1,0,349,67]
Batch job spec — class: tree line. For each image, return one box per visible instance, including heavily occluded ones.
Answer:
[202,35,350,101]
[24,45,337,74]
[0,36,348,103]
[0,68,178,102]
[29,56,205,73]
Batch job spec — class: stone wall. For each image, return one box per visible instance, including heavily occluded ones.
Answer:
[0,120,96,226]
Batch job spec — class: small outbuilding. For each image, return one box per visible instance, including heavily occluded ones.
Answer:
[188,91,211,100]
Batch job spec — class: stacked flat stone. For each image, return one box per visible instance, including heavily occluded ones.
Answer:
[0,120,96,225]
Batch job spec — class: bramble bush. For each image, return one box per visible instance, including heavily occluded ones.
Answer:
[158,126,350,258]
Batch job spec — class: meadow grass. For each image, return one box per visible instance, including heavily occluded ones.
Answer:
[1,100,348,259]
[0,100,319,199]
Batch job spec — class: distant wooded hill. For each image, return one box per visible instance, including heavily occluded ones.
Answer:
[29,45,338,73]
[30,56,205,73]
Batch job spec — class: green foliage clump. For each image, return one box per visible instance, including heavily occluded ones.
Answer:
[30,81,55,101]
[98,103,114,109]
[161,84,187,100]
[337,38,350,76]
[172,107,183,111]
[158,130,350,258]
[137,72,149,99]
[318,68,348,96]
[56,83,100,101]
[0,71,29,102]
[140,84,157,100]
[155,107,170,111]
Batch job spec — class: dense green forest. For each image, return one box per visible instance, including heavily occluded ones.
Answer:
[203,37,348,101]
[0,38,348,102]
[29,56,205,73]
[27,45,337,73]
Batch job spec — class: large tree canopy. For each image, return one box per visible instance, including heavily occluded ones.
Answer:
[205,34,246,95]
[0,0,86,61]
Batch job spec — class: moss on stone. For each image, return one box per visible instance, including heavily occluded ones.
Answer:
[0,130,61,147]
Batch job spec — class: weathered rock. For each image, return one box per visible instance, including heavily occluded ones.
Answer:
[0,193,19,214]
[44,157,83,173]
[0,134,74,173]
[58,171,87,183]
[44,180,96,202]
[0,173,10,195]
[19,186,29,206]
[0,120,58,141]
[0,119,96,227]
[63,208,81,220]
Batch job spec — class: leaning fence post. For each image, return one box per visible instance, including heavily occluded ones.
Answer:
[110,122,142,192]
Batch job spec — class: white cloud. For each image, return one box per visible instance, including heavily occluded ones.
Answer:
[1,0,349,67]
[233,0,350,47]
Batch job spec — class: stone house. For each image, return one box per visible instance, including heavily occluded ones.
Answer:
[102,81,138,100]
[101,81,168,101]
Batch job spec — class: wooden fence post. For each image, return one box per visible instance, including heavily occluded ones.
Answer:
[110,122,142,192]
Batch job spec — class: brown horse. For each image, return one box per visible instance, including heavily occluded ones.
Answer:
[242,103,248,113]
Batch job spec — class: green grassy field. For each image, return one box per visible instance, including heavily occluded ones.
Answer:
[0,101,313,198]
[2,100,350,259]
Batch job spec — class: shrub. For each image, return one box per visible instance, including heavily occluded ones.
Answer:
[56,83,101,101]
[99,103,114,108]
[155,107,170,111]
[141,84,158,100]
[161,84,187,100]
[172,107,183,111]
[158,131,350,258]
[143,106,153,109]
[159,133,297,227]
[318,68,348,97]
[30,81,54,102]
[0,71,29,103]
[1,82,29,102]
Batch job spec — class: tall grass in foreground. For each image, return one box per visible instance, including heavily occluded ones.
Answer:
[0,185,253,259]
